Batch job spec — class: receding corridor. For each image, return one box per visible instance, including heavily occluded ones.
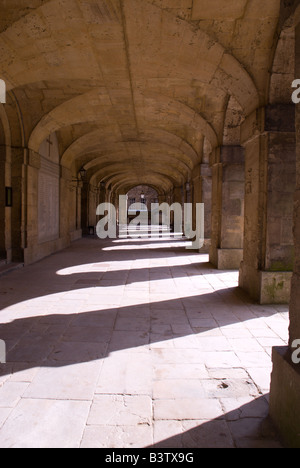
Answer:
[0,235,288,448]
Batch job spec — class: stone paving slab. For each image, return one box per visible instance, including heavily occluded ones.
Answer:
[0,399,91,448]
[0,237,289,448]
[23,361,102,400]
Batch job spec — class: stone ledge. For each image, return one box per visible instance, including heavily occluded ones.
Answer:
[270,346,300,448]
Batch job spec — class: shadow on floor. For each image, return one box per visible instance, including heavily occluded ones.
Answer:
[0,237,287,448]
[148,395,284,448]
[0,237,286,375]
[0,286,283,375]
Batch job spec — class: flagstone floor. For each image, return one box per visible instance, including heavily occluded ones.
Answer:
[0,235,289,448]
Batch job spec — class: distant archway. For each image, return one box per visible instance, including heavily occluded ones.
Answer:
[127,185,159,225]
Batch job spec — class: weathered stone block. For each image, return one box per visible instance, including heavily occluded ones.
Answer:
[260,271,292,304]
[217,248,243,270]
[270,347,300,448]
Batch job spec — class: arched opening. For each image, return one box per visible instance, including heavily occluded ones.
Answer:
[127,185,159,225]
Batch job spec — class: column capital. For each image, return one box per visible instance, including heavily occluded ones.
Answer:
[241,105,295,145]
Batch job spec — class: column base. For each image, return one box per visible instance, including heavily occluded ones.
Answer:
[270,347,300,448]
[239,262,292,304]
[199,238,211,254]
[210,247,243,270]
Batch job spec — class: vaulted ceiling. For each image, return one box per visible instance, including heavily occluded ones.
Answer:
[0,0,281,193]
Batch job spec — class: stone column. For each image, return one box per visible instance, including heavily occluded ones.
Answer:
[269,23,300,448]
[210,146,245,269]
[192,163,212,252]
[239,105,296,304]
[76,183,82,231]
[191,165,201,234]
[11,147,26,263]
[201,163,212,253]
[0,145,7,259]
[81,182,89,235]
[59,166,71,245]
[68,178,82,242]
[0,144,12,263]
[173,186,183,205]
[185,181,191,205]
[25,150,40,263]
[172,185,184,233]
[88,185,98,229]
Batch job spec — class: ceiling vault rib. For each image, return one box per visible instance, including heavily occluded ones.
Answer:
[119,0,140,140]
[119,0,146,182]
[0,0,282,195]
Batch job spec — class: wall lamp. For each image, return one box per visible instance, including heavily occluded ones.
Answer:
[73,167,87,184]
[79,168,87,181]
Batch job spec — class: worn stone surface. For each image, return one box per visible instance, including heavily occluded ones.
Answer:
[270,347,300,448]
[0,236,288,448]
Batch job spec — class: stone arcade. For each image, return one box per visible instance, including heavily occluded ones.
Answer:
[0,0,300,449]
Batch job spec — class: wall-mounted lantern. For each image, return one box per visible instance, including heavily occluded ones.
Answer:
[79,167,87,181]
[72,167,87,185]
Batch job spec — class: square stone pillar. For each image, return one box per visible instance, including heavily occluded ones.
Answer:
[25,151,41,257]
[192,163,212,252]
[239,105,296,303]
[68,179,82,242]
[0,145,7,259]
[59,166,71,244]
[201,164,212,246]
[269,24,300,448]
[210,146,245,269]
[81,182,90,235]
[11,147,26,263]
[173,186,183,205]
